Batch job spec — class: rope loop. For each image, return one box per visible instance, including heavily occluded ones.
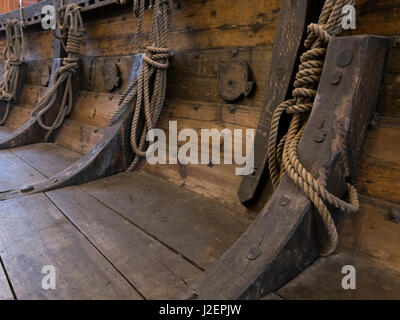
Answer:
[0,19,25,125]
[267,0,359,256]
[110,0,174,171]
[32,3,84,141]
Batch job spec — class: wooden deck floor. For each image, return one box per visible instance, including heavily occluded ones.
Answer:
[0,169,250,299]
[0,142,80,192]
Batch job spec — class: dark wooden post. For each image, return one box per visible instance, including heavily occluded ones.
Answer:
[177,35,389,300]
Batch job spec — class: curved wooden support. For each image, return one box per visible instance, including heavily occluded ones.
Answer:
[238,0,321,205]
[0,58,78,148]
[0,54,143,201]
[176,35,388,300]
[0,61,26,125]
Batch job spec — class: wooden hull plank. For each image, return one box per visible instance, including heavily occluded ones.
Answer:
[80,171,251,270]
[176,35,389,300]
[46,185,202,299]
[238,0,316,205]
[0,193,141,299]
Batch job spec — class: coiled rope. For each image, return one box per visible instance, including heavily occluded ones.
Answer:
[32,3,84,141]
[268,0,359,256]
[110,0,173,171]
[0,19,24,125]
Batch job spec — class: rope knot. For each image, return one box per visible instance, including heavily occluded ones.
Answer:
[143,46,170,69]
[305,23,331,49]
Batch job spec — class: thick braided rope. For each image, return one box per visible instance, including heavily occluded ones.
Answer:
[32,3,84,141]
[0,19,24,125]
[110,0,173,171]
[267,0,358,256]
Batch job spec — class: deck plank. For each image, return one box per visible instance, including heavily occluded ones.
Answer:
[0,193,141,300]
[46,186,201,299]
[0,126,14,140]
[276,249,400,300]
[0,150,46,192]
[0,260,14,300]
[11,143,81,178]
[81,171,251,269]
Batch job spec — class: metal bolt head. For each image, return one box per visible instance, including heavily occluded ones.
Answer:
[246,247,261,261]
[314,128,327,143]
[231,47,239,57]
[20,185,34,193]
[336,49,353,67]
[229,104,237,114]
[331,71,343,85]
[388,208,400,224]
[279,196,290,207]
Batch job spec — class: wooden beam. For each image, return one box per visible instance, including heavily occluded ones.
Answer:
[237,0,319,205]
[0,0,122,31]
[0,54,143,200]
[176,35,389,300]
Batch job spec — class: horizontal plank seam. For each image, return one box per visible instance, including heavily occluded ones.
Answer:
[42,192,146,300]
[9,148,51,179]
[83,188,207,272]
[0,255,17,300]
[359,155,400,170]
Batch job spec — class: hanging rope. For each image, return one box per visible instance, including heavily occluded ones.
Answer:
[0,20,24,125]
[32,3,84,141]
[109,0,173,171]
[267,0,359,256]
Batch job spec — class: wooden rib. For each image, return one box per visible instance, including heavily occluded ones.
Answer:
[0,55,143,201]
[176,35,389,300]
[238,0,317,205]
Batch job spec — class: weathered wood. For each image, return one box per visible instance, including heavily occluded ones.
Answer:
[176,35,388,300]
[340,195,400,274]
[0,149,46,191]
[81,171,251,269]
[238,0,317,205]
[46,185,201,299]
[276,250,400,300]
[0,0,122,31]
[11,143,81,178]
[0,62,27,126]
[0,55,142,201]
[0,260,14,300]
[0,193,141,299]
[0,59,67,148]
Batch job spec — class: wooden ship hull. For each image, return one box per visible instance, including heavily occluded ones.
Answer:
[0,0,398,300]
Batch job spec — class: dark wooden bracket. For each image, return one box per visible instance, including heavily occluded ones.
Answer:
[176,35,389,300]
[0,54,143,201]
[238,0,321,205]
[0,58,80,148]
[0,61,27,125]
